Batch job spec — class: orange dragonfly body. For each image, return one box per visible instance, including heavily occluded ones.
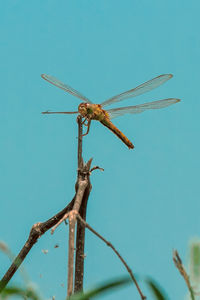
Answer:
[41,74,180,149]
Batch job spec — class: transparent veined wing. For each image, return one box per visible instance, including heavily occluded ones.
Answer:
[101,74,173,107]
[41,74,93,103]
[107,98,180,119]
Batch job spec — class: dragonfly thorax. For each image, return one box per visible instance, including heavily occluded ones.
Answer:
[78,103,109,121]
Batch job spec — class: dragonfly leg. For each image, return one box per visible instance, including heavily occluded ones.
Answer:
[81,118,87,125]
[82,119,91,136]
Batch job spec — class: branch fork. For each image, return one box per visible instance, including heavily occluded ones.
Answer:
[0,116,146,300]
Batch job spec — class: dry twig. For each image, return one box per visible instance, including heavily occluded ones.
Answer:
[0,198,75,292]
[67,175,91,297]
[90,166,104,173]
[0,115,145,300]
[50,116,92,296]
[51,210,146,300]
[173,250,195,300]
[74,116,92,293]
[76,214,146,300]
[0,116,90,293]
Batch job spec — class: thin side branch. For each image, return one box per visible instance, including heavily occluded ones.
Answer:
[0,198,75,292]
[76,214,146,300]
[90,166,104,173]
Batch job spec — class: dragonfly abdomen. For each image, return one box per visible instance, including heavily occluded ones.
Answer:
[100,119,134,149]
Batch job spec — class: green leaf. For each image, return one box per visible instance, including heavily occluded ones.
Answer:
[146,278,168,300]
[68,277,131,300]
[0,286,41,300]
[189,239,200,283]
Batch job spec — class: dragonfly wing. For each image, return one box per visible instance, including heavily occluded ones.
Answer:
[41,74,93,103]
[107,98,180,119]
[101,74,173,107]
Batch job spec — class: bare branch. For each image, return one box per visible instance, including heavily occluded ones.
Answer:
[40,116,92,297]
[0,198,75,292]
[74,116,92,294]
[67,211,76,297]
[74,183,91,293]
[73,181,88,212]
[51,213,70,235]
[67,180,89,297]
[76,214,146,300]
[90,166,104,173]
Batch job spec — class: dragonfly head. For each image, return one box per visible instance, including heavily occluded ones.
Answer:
[78,103,92,117]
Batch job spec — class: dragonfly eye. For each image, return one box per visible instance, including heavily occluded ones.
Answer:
[78,103,87,116]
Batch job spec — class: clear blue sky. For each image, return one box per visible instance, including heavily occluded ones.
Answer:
[0,0,199,299]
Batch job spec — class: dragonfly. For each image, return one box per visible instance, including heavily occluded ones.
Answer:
[41,74,180,149]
